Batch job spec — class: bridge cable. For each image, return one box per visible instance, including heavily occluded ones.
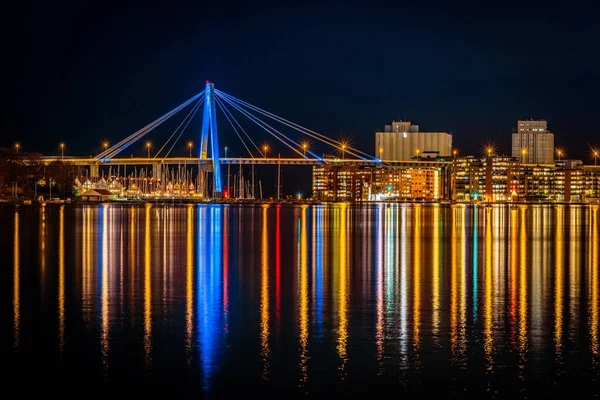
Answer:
[215,96,255,158]
[217,94,309,158]
[215,96,261,157]
[155,94,204,159]
[95,90,205,161]
[216,89,376,161]
[161,95,205,160]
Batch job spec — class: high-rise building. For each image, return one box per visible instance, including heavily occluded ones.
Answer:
[375,121,452,161]
[511,120,554,164]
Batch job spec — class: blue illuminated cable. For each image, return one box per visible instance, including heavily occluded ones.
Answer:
[218,94,321,160]
[95,90,205,161]
[218,94,307,158]
[215,96,255,158]
[155,94,204,158]
[215,96,261,156]
[162,96,205,159]
[218,90,370,161]
[215,89,375,161]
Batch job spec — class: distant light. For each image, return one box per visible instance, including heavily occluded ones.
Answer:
[387,185,392,191]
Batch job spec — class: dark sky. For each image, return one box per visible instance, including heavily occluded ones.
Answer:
[3,1,600,193]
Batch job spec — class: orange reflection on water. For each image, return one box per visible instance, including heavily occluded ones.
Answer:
[299,205,309,385]
[375,205,384,372]
[518,207,528,365]
[590,206,598,358]
[432,206,440,340]
[260,205,270,380]
[413,206,421,358]
[450,208,458,360]
[58,206,65,355]
[555,206,564,358]
[40,205,46,280]
[144,204,152,368]
[484,208,494,371]
[101,204,109,369]
[509,209,518,344]
[337,204,349,376]
[13,209,20,348]
[186,205,194,362]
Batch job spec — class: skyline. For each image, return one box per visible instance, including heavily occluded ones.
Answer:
[4,2,600,162]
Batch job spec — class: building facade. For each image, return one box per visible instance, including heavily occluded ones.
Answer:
[375,121,452,161]
[511,120,554,164]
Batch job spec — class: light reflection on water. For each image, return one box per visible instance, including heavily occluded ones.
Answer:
[2,203,599,396]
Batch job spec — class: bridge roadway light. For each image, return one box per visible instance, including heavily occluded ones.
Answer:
[146,141,152,158]
[15,143,20,154]
[224,146,228,158]
[60,143,65,159]
[341,144,346,159]
[188,141,193,157]
[263,145,269,158]
[594,149,599,166]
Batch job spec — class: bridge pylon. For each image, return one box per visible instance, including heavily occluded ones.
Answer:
[199,81,222,197]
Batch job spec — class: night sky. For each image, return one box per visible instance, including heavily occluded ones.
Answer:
[3,2,600,194]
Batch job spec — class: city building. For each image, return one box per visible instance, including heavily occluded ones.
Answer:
[582,166,600,202]
[511,120,554,164]
[375,121,452,161]
[483,156,520,202]
[452,156,484,201]
[553,160,585,202]
[518,164,554,200]
[312,164,372,201]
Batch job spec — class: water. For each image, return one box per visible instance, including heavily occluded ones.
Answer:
[1,203,599,397]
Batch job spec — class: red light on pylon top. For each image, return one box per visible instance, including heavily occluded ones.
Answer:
[206,80,210,84]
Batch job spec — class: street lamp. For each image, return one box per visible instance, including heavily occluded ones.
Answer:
[263,145,269,158]
[302,142,308,157]
[187,141,193,157]
[60,143,65,159]
[341,144,346,159]
[556,148,564,161]
[453,148,458,158]
[146,141,152,158]
[593,149,599,166]
[224,146,228,158]
[379,147,383,160]
[15,143,20,154]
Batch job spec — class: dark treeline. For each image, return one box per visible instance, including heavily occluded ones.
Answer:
[0,147,78,199]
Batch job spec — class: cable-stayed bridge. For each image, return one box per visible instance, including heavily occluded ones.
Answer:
[37,81,450,198]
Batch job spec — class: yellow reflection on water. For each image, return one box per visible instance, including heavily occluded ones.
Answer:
[450,208,458,360]
[260,205,270,380]
[82,208,90,320]
[458,207,467,363]
[555,206,564,358]
[450,206,467,365]
[129,206,136,317]
[432,206,440,340]
[299,205,309,385]
[337,204,349,376]
[590,207,598,358]
[58,206,65,355]
[101,204,109,369]
[569,207,582,341]
[376,205,384,372]
[13,209,20,348]
[510,209,518,343]
[186,205,193,363]
[144,204,152,367]
[518,207,528,365]
[413,206,421,358]
[484,207,494,371]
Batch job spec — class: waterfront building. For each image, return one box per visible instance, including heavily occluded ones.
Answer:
[511,119,554,164]
[483,156,520,202]
[375,120,452,161]
[312,164,371,201]
[452,156,484,202]
[583,166,600,202]
[552,160,585,202]
[518,164,554,200]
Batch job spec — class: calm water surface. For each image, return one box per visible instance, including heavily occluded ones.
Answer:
[1,203,599,397]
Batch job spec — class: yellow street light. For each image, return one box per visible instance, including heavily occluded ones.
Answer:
[594,150,599,166]
[453,148,458,158]
[341,144,346,159]
[556,147,564,161]
[146,141,152,158]
[379,147,383,160]
[15,143,20,154]
[60,142,65,159]
[103,141,109,150]
[187,141,193,157]
[263,145,269,158]
[300,141,309,157]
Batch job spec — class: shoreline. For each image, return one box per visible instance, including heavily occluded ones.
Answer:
[1,198,598,207]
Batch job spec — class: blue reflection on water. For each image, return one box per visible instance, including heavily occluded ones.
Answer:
[197,205,223,390]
